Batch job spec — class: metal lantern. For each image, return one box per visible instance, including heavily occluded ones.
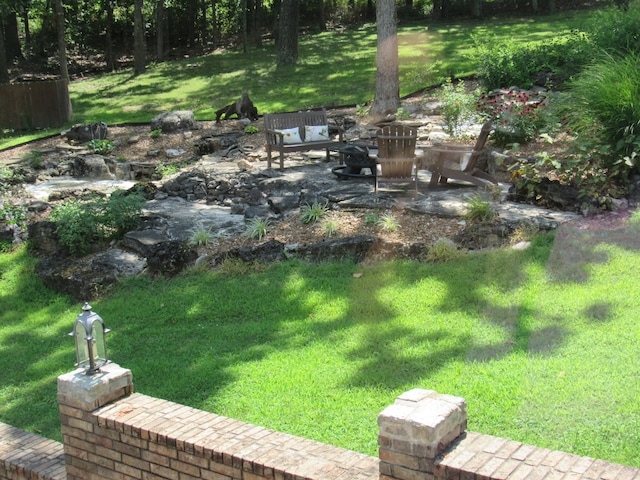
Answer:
[69,302,110,375]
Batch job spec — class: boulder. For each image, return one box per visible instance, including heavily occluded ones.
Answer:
[74,154,113,178]
[150,111,196,133]
[63,122,108,143]
[28,221,63,255]
[35,249,146,301]
[145,240,198,276]
[289,235,376,263]
[214,239,286,265]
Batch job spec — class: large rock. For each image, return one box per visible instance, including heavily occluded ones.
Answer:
[28,221,63,255]
[74,154,113,178]
[35,249,146,301]
[145,240,198,276]
[63,122,108,143]
[214,239,286,265]
[289,235,376,263]
[150,111,196,133]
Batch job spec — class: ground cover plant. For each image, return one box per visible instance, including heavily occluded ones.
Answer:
[1,222,640,468]
[0,10,594,150]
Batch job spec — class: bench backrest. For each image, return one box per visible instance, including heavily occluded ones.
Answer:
[264,109,328,144]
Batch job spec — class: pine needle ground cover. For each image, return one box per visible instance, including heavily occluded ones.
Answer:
[1,224,639,467]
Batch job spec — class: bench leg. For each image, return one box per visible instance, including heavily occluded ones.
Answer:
[267,148,272,169]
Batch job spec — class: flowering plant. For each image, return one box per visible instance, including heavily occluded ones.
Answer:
[477,89,544,146]
[437,79,479,138]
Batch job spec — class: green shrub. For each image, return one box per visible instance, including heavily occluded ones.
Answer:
[51,199,100,255]
[244,125,259,134]
[300,202,329,224]
[473,33,592,90]
[87,139,115,155]
[363,213,378,224]
[473,37,536,90]
[150,129,162,138]
[99,190,146,237]
[566,53,640,179]
[585,3,640,55]
[436,79,478,138]
[155,163,181,178]
[0,195,28,244]
[51,191,144,255]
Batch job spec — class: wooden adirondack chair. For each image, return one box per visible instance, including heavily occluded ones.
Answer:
[375,125,418,193]
[427,121,497,188]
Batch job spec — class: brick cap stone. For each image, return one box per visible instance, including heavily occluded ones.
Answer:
[57,362,132,407]
[378,389,467,450]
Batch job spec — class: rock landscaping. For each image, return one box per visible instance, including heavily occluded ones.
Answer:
[2,91,621,300]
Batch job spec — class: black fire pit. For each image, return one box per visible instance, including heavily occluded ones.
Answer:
[332,144,377,180]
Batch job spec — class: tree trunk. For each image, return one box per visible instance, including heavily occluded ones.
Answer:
[187,0,196,48]
[251,0,263,47]
[366,0,375,19]
[240,0,248,53]
[54,0,69,82]
[369,0,399,117]
[211,0,219,46]
[470,0,482,17]
[276,0,298,66]
[431,0,442,19]
[134,0,146,75]
[105,0,116,71]
[0,20,9,84]
[199,0,207,47]
[156,0,165,61]
[23,9,31,48]
[4,12,23,61]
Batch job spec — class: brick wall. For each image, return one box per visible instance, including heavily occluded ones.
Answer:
[2,366,639,480]
[0,422,66,480]
[436,431,640,480]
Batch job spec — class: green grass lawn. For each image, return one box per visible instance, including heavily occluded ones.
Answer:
[1,222,639,467]
[1,10,594,150]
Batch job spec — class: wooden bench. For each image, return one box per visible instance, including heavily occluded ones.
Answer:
[264,108,345,170]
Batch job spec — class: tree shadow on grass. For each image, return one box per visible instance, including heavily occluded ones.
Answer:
[1,219,637,449]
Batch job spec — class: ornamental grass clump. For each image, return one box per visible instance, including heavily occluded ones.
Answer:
[376,213,400,232]
[463,194,498,222]
[244,217,270,240]
[300,202,329,224]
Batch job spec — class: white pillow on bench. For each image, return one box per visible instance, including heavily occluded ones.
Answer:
[275,127,302,144]
[305,125,330,142]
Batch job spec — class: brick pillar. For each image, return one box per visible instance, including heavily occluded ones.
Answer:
[57,363,133,480]
[378,389,467,480]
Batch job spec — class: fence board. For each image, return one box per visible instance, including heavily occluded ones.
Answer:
[0,79,73,129]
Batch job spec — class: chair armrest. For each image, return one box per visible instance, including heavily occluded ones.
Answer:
[266,128,285,146]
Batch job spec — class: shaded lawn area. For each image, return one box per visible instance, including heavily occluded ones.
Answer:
[0,10,593,149]
[1,222,639,467]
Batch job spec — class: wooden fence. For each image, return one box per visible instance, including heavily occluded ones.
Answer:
[0,79,73,129]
